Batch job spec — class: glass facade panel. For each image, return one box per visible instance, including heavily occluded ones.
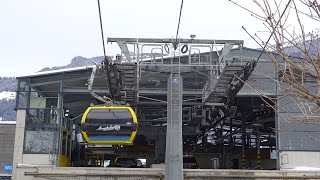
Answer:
[17,92,28,109]
[18,79,29,91]
[16,79,30,109]
[24,108,59,153]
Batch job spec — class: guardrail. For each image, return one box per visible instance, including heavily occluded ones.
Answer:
[0,174,11,180]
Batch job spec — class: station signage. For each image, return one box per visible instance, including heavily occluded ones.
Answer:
[3,164,12,173]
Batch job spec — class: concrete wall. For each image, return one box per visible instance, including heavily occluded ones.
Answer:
[22,154,56,166]
[0,123,15,174]
[13,166,320,180]
[280,151,320,169]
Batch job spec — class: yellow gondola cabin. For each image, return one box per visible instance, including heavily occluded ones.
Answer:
[81,106,138,145]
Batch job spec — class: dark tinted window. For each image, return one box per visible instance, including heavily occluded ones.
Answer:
[86,109,133,124]
[183,157,196,163]
[116,158,135,164]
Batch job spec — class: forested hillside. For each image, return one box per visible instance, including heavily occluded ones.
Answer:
[0,77,16,92]
[0,99,16,121]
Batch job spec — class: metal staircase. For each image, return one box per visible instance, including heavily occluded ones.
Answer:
[203,60,256,105]
[108,64,121,100]
[117,63,138,103]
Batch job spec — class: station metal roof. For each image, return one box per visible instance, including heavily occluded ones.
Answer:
[18,66,95,78]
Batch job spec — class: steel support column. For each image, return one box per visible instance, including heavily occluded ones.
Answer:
[56,79,64,167]
[229,118,233,168]
[241,117,246,169]
[256,128,261,170]
[165,73,183,180]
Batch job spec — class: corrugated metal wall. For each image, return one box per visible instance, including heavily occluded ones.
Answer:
[0,124,15,174]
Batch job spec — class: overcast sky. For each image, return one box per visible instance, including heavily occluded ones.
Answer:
[0,0,316,77]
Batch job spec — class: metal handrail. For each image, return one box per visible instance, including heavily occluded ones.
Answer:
[188,45,213,64]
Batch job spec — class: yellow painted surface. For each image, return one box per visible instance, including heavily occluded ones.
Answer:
[59,155,71,167]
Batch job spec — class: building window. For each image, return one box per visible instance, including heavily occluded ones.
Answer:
[24,108,59,153]
[16,79,29,109]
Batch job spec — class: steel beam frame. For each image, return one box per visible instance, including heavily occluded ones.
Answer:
[108,37,244,45]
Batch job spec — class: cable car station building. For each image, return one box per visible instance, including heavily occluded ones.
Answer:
[12,38,320,179]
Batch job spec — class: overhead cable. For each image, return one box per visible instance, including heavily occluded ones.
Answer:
[174,0,184,50]
[97,0,114,100]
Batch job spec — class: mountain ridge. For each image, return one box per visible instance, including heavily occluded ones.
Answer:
[39,56,106,72]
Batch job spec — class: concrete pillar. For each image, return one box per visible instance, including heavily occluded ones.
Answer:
[12,110,26,180]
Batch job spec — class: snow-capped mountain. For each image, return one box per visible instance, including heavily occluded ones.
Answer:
[0,91,15,101]
[0,77,16,121]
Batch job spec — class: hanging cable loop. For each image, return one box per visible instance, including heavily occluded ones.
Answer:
[181,44,188,54]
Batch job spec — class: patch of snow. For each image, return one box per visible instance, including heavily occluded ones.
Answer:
[291,166,320,171]
[0,120,16,124]
[0,91,15,101]
[0,117,16,124]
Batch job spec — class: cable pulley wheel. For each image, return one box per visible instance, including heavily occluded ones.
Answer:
[181,44,188,54]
